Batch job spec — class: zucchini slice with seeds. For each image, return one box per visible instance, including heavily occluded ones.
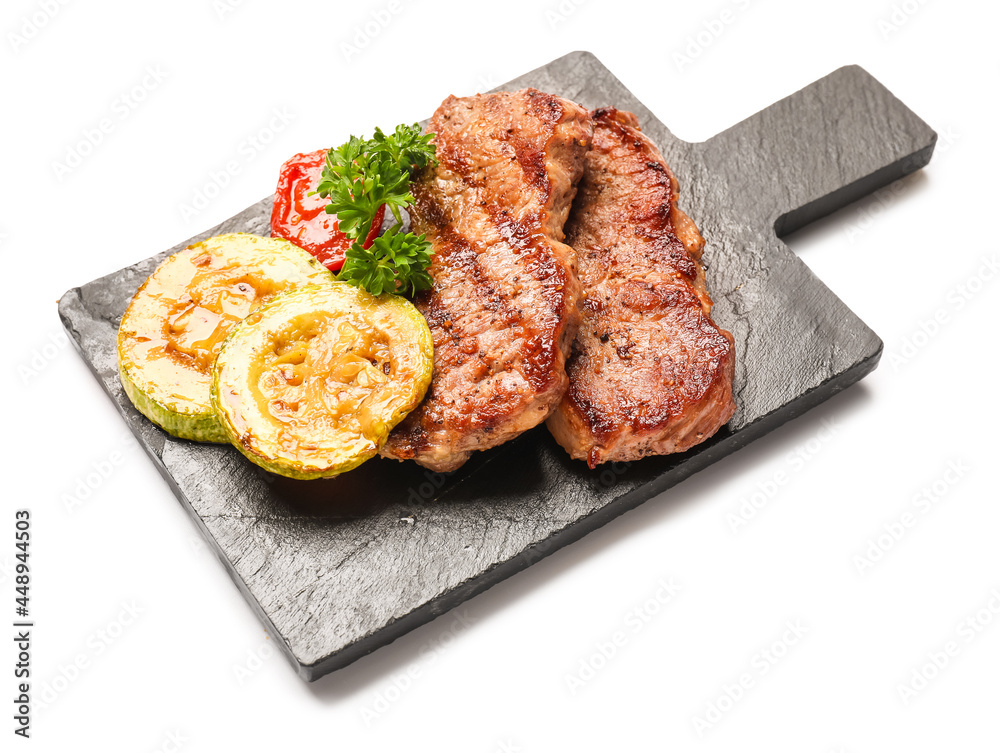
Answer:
[211,283,433,479]
[117,233,334,442]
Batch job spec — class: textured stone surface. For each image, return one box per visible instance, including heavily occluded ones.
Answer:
[58,52,936,680]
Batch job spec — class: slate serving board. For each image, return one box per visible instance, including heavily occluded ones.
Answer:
[59,52,936,681]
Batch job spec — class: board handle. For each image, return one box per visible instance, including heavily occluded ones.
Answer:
[702,65,937,237]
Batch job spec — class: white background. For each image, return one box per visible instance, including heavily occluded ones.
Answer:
[3,0,998,750]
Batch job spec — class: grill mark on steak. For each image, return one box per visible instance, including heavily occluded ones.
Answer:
[547,107,736,468]
[411,189,525,331]
[392,229,518,459]
[380,89,592,472]
[507,93,559,193]
[411,185,556,392]
[583,112,699,283]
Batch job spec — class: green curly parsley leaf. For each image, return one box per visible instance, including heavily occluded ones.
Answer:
[314,123,437,296]
[338,225,434,297]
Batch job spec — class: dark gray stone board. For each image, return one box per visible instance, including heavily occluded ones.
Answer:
[58,52,936,681]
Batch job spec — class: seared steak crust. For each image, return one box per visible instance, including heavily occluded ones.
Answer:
[381,89,593,471]
[547,108,736,468]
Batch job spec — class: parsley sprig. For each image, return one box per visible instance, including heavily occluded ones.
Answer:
[315,123,437,296]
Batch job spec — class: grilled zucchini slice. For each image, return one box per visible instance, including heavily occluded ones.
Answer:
[211,283,433,479]
[117,233,334,442]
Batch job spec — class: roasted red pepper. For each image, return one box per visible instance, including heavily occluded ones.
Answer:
[270,149,385,272]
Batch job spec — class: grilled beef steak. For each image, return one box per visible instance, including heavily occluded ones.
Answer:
[547,107,736,468]
[380,89,593,472]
